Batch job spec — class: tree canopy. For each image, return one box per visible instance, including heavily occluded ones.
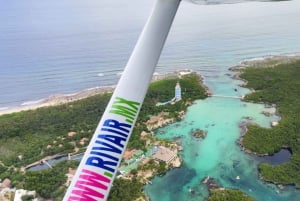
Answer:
[206,189,255,201]
[239,59,300,187]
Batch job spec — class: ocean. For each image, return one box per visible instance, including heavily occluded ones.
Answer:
[1,0,300,200]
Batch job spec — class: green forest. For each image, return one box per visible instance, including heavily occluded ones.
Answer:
[239,59,300,187]
[206,189,256,201]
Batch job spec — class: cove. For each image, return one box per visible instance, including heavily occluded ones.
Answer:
[258,148,292,166]
[144,91,300,200]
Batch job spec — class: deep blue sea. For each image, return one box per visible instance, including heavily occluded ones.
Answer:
[1,0,300,200]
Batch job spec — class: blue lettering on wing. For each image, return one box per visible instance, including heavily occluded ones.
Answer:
[103,119,131,133]
[85,118,133,173]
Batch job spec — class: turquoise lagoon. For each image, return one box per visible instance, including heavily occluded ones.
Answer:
[144,80,300,201]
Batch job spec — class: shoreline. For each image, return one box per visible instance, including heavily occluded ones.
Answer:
[238,54,300,67]
[230,54,300,73]
[144,54,300,200]
[229,54,300,87]
[232,55,300,188]
[0,86,115,116]
[2,53,299,116]
[0,70,193,116]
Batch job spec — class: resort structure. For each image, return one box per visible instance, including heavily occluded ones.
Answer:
[152,146,177,164]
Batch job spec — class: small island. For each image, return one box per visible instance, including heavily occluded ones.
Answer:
[191,128,207,139]
[202,176,255,201]
[206,189,256,201]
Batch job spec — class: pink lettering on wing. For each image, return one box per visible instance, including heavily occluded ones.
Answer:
[68,169,111,201]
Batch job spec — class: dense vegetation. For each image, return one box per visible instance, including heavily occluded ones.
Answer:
[0,93,111,167]
[24,161,79,200]
[138,73,207,122]
[206,189,256,201]
[108,178,144,201]
[0,73,206,200]
[239,60,300,187]
[0,73,205,168]
[0,160,79,200]
[130,73,206,150]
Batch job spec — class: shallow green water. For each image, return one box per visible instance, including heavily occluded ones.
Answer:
[144,96,300,201]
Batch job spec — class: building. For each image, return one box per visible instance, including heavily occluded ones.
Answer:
[175,82,182,101]
[152,146,176,164]
[0,189,15,201]
[0,178,14,201]
[14,189,36,201]
[65,168,76,187]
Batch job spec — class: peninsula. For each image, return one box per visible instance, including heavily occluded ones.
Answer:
[233,55,300,188]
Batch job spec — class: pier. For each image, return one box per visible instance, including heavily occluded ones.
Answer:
[211,95,243,99]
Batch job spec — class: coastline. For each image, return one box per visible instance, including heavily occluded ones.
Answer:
[0,86,115,116]
[3,53,298,117]
[232,55,300,189]
[0,70,193,117]
[142,55,300,201]
[231,55,294,156]
[230,54,300,73]
[238,54,300,67]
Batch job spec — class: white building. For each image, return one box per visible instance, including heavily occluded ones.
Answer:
[175,82,181,101]
[14,189,36,201]
[0,178,15,201]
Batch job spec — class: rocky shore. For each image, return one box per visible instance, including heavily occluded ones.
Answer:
[229,54,300,88]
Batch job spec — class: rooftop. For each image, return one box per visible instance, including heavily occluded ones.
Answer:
[152,146,176,163]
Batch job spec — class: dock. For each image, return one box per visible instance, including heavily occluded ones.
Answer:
[211,95,243,99]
